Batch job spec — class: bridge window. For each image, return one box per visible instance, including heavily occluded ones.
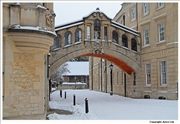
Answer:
[112,31,118,44]
[94,19,101,39]
[75,29,82,42]
[122,35,128,48]
[104,27,108,40]
[131,38,137,51]
[64,32,71,46]
[87,26,91,40]
[54,34,60,49]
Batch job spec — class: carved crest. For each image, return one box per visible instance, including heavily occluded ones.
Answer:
[45,13,53,28]
[92,40,104,54]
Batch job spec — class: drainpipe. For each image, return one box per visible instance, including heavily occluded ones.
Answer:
[136,2,138,31]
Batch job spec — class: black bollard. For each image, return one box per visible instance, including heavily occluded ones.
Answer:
[64,91,66,99]
[85,98,89,113]
[73,94,76,106]
[60,90,62,98]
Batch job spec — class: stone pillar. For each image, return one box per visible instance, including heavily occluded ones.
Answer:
[3,3,56,119]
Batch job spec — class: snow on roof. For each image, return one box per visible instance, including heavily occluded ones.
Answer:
[55,21,84,31]
[63,62,89,76]
[82,8,112,20]
[8,24,57,36]
[111,21,140,37]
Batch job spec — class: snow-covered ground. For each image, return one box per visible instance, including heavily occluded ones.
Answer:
[47,89,178,121]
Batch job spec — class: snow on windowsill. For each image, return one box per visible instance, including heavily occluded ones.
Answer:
[156,40,166,45]
[63,44,72,48]
[142,44,150,48]
[74,41,82,45]
[121,46,130,50]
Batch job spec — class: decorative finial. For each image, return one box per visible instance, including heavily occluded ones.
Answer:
[96,7,100,10]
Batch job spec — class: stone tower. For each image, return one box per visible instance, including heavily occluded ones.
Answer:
[2,2,56,119]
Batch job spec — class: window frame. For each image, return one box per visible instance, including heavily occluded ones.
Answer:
[160,61,167,85]
[54,34,60,49]
[64,32,71,46]
[145,63,151,86]
[122,34,128,48]
[94,19,101,39]
[104,27,108,41]
[112,30,118,44]
[131,8,136,21]
[87,26,91,40]
[144,28,149,46]
[131,38,137,51]
[158,23,165,42]
[158,3,164,8]
[75,28,82,42]
[143,3,149,15]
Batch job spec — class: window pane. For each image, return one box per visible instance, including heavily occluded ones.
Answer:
[161,61,166,85]
[146,64,151,85]
[87,26,90,39]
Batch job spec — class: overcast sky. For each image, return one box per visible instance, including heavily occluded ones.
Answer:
[54,1,123,27]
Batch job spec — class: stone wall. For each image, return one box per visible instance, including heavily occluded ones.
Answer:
[3,52,45,118]
[58,84,87,90]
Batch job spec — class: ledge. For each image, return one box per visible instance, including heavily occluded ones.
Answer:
[153,13,166,21]
[139,20,151,26]
[156,40,166,45]
[142,44,150,48]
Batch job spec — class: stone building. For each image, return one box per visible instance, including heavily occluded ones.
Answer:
[63,62,89,83]
[91,3,178,100]
[2,3,56,119]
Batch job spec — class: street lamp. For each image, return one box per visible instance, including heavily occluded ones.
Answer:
[74,76,77,89]
[109,63,113,95]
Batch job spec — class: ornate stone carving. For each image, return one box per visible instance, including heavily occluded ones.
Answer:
[92,40,104,54]
[45,13,53,28]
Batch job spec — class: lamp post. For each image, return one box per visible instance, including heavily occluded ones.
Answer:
[109,63,113,95]
[74,76,77,89]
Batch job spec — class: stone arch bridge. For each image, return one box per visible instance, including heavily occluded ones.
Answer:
[48,8,141,77]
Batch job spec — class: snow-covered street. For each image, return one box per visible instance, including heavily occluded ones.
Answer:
[47,89,178,120]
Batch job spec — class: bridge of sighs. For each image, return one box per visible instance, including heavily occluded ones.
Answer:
[48,8,141,77]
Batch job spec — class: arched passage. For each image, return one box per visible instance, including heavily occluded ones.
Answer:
[82,53,135,75]
[49,41,140,76]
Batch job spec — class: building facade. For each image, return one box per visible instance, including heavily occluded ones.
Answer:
[2,3,56,119]
[90,3,178,100]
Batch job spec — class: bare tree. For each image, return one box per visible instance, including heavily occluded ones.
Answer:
[50,63,70,84]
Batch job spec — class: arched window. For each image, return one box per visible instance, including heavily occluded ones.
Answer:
[94,19,101,39]
[54,34,60,49]
[122,35,128,48]
[64,32,71,46]
[112,31,118,44]
[131,38,137,51]
[75,29,82,42]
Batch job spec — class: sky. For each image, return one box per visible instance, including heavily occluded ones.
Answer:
[54,1,123,27]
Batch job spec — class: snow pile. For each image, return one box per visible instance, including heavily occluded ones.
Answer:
[47,89,178,120]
